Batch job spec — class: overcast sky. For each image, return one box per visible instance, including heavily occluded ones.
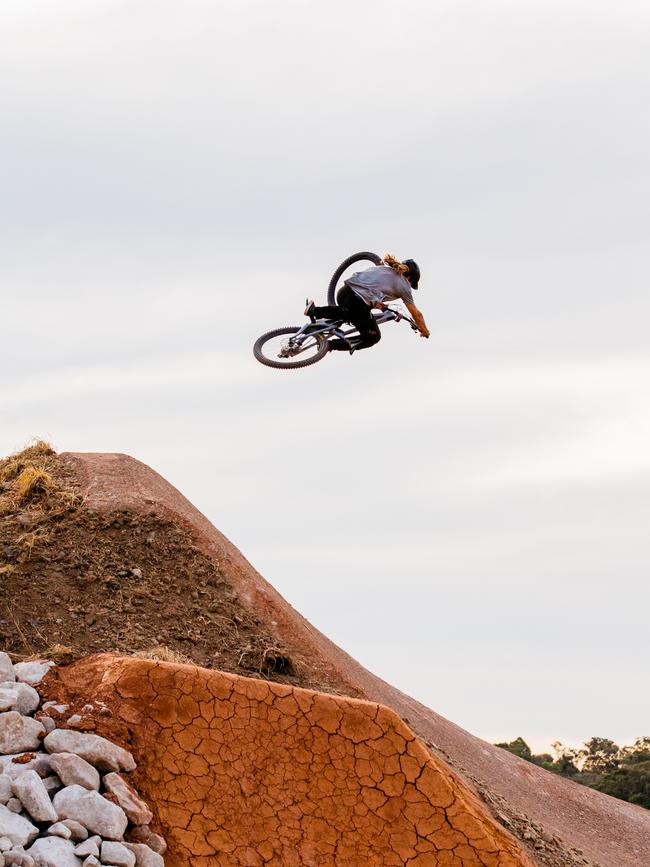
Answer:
[1,0,649,752]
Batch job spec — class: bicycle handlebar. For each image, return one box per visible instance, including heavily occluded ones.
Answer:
[379,306,420,332]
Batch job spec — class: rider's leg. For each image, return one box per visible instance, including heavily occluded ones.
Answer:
[342,289,381,350]
[310,303,345,319]
[325,309,381,352]
[312,285,381,351]
[351,315,381,350]
[328,319,380,351]
[310,284,357,320]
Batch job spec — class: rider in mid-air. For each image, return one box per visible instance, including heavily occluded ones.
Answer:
[304,254,430,353]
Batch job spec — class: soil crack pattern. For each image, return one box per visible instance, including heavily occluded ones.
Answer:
[44,655,535,867]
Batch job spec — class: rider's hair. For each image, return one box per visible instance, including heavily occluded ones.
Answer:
[383,253,410,276]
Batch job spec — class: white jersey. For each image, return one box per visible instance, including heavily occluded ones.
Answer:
[345,265,415,308]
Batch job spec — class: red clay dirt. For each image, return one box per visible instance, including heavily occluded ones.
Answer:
[2,448,648,865]
[55,452,650,867]
[43,654,535,867]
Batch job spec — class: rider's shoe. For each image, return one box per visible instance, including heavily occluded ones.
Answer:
[304,299,316,317]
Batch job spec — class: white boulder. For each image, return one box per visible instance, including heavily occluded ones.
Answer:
[0,658,13,685]
[58,822,87,843]
[0,803,39,847]
[46,822,72,840]
[42,776,63,797]
[27,836,82,867]
[0,777,11,806]
[102,775,151,826]
[12,663,54,687]
[40,718,56,735]
[100,842,134,867]
[53,787,127,841]
[73,837,100,859]
[47,755,99,792]
[0,685,39,717]
[123,844,163,867]
[12,771,57,823]
[1,755,50,781]
[44,733,135,774]
[42,705,68,717]
[4,853,36,867]
[0,715,44,755]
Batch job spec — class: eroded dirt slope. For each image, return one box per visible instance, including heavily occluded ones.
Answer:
[2,448,649,866]
[0,449,322,689]
[43,654,535,867]
[56,451,650,867]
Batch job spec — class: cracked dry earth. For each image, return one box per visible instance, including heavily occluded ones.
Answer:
[44,655,534,867]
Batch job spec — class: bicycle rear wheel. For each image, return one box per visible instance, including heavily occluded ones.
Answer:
[253,326,330,370]
[327,251,382,305]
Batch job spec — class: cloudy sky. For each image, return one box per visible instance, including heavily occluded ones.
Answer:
[2,0,649,752]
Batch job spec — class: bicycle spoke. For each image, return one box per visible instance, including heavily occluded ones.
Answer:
[288,338,319,355]
[258,331,326,364]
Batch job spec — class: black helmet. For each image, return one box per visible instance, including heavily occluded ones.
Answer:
[403,258,420,289]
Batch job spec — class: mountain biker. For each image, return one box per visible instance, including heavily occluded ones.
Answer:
[304,255,430,353]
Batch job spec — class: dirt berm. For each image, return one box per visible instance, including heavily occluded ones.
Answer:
[2,448,649,865]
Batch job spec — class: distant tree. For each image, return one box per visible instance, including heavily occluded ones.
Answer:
[495,735,650,809]
[580,737,621,773]
[550,742,580,777]
[622,737,650,764]
[591,738,650,809]
[494,738,579,776]
[494,737,533,762]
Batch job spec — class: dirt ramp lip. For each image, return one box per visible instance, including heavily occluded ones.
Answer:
[45,654,535,867]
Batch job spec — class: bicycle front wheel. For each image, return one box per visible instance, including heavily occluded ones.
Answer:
[253,326,330,370]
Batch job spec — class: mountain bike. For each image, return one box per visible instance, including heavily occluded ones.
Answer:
[253,252,419,370]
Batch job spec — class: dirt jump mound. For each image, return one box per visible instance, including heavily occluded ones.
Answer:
[1,445,649,866]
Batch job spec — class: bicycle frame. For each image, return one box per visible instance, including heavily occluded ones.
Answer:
[290,307,416,350]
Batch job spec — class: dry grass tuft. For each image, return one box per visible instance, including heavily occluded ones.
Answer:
[0,441,79,531]
[35,643,78,663]
[8,644,79,664]
[133,645,195,665]
[15,467,54,502]
[0,440,55,484]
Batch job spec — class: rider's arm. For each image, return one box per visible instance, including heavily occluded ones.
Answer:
[406,302,430,338]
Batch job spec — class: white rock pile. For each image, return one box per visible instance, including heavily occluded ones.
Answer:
[0,653,166,867]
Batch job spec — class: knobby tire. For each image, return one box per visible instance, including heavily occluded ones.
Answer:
[253,326,330,370]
